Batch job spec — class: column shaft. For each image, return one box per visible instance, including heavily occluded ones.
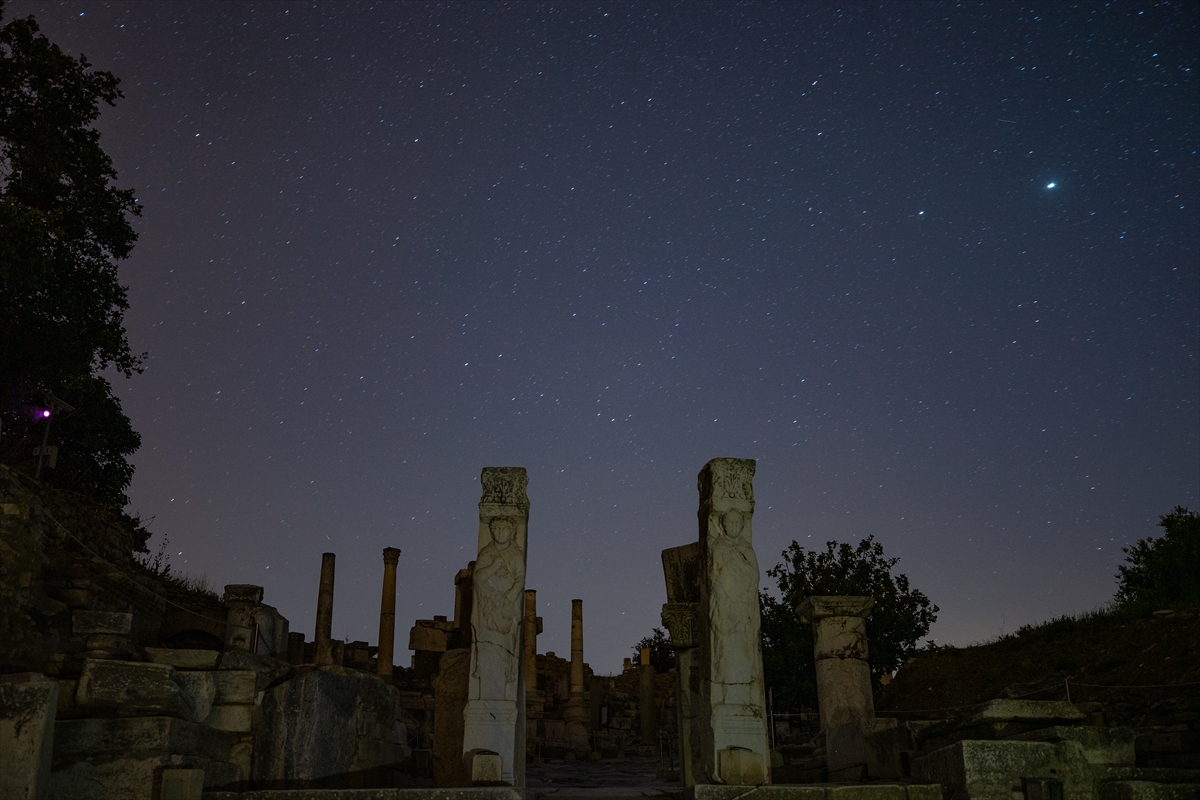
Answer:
[377,547,401,677]
[314,552,336,666]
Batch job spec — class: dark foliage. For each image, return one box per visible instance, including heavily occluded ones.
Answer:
[1115,507,1200,608]
[0,10,146,546]
[632,627,674,673]
[761,535,938,712]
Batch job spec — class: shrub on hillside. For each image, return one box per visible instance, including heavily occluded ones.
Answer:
[1115,506,1200,608]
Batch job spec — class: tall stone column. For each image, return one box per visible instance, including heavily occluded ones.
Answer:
[794,596,875,729]
[639,646,657,747]
[462,467,529,787]
[523,590,541,719]
[377,547,402,678]
[661,601,699,786]
[696,458,770,785]
[314,552,336,667]
[564,598,590,755]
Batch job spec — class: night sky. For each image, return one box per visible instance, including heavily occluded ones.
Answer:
[12,1,1197,673]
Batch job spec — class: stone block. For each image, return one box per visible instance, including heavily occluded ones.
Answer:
[718,746,767,785]
[175,671,216,723]
[410,625,449,652]
[222,585,264,605]
[963,700,1084,725]
[52,716,237,765]
[828,786,907,800]
[75,659,185,717]
[203,704,254,733]
[433,648,471,788]
[47,755,238,800]
[144,648,220,670]
[470,750,505,785]
[1011,726,1136,766]
[906,787,944,800]
[914,739,1094,800]
[161,768,205,800]
[0,673,58,800]
[217,650,291,691]
[252,666,402,785]
[72,610,133,635]
[1100,782,1200,800]
[211,670,257,705]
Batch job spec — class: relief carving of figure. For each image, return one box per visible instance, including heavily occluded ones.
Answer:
[471,515,524,698]
[708,506,761,694]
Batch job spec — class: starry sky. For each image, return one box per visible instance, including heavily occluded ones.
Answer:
[12,1,1197,673]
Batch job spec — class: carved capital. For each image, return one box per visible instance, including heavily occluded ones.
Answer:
[480,467,529,507]
[697,458,756,507]
[661,602,700,649]
[382,547,401,566]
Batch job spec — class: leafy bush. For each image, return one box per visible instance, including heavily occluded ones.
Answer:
[1115,506,1200,608]
[631,627,674,673]
[761,535,938,712]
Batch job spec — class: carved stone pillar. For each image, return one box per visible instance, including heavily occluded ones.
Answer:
[223,585,263,652]
[462,467,529,787]
[377,547,401,678]
[313,553,336,667]
[661,601,699,786]
[795,596,875,730]
[696,458,770,785]
[563,599,588,724]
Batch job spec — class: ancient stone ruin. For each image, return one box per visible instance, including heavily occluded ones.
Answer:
[1,458,1196,800]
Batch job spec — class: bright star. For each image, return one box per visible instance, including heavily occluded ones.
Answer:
[1046,182,1057,189]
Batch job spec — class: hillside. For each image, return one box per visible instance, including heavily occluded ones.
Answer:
[876,604,1200,729]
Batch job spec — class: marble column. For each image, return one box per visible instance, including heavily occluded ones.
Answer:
[661,601,699,786]
[523,590,541,719]
[462,467,529,787]
[795,596,875,729]
[696,458,770,785]
[377,547,402,678]
[314,552,336,667]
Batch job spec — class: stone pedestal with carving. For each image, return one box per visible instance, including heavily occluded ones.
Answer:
[314,553,336,667]
[695,458,770,785]
[377,547,401,678]
[462,467,529,787]
[795,596,875,730]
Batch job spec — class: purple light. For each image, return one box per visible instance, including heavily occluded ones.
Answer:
[42,410,51,418]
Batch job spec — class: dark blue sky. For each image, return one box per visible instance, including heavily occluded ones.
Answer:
[13,1,1197,672]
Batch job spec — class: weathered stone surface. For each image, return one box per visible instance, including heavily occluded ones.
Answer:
[75,659,185,717]
[826,716,901,776]
[72,609,133,635]
[144,647,220,670]
[52,716,237,765]
[462,467,529,788]
[685,787,941,800]
[796,596,875,731]
[914,738,1093,800]
[217,650,291,692]
[1011,726,1136,766]
[962,700,1084,725]
[1100,781,1200,800]
[663,542,702,603]
[47,755,239,800]
[433,649,471,787]
[0,673,58,800]
[203,704,255,733]
[161,768,205,800]
[410,626,449,652]
[253,666,405,787]
[695,458,770,786]
[212,670,258,705]
[234,789,527,800]
[175,670,216,723]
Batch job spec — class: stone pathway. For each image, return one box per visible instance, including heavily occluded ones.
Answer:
[526,756,679,798]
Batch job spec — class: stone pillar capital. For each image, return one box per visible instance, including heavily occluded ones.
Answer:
[660,602,699,649]
[795,595,874,624]
[382,547,401,566]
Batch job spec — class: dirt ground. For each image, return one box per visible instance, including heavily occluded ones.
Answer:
[875,605,1200,728]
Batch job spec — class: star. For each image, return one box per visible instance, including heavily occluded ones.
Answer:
[1046,182,1057,189]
